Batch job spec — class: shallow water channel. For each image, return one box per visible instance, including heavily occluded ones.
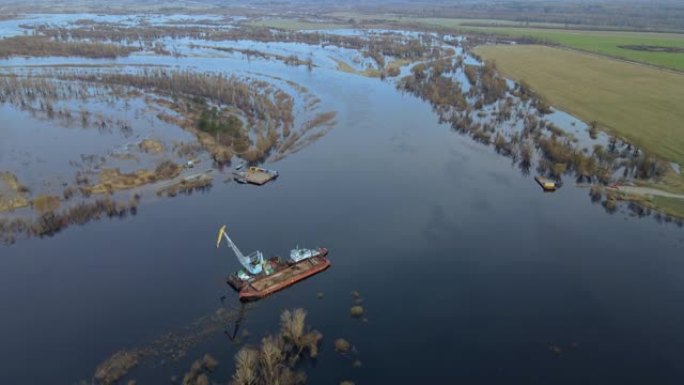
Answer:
[1,15,684,385]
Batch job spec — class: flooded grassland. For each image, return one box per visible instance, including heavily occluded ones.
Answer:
[0,16,352,243]
[1,13,684,385]
[2,16,681,246]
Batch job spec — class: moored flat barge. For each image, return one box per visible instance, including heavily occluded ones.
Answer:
[233,166,279,185]
[535,176,557,191]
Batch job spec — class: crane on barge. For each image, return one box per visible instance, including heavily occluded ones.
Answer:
[216,225,331,301]
[216,225,264,275]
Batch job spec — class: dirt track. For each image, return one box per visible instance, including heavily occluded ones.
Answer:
[612,186,684,199]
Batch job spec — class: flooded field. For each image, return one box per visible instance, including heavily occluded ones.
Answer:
[1,13,684,385]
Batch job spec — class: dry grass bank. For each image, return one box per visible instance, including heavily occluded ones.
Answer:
[86,162,182,195]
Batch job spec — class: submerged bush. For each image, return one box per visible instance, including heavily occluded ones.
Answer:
[230,308,322,385]
[588,121,599,139]
[334,338,351,353]
[350,306,364,318]
[182,354,219,385]
[94,351,139,385]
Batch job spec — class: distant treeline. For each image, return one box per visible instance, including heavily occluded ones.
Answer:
[352,1,684,31]
[4,1,683,31]
[0,14,20,21]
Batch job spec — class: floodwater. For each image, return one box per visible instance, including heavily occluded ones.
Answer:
[1,15,684,385]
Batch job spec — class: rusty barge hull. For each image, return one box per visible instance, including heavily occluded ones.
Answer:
[228,252,330,301]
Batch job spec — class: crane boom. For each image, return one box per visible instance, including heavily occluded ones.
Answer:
[216,225,264,275]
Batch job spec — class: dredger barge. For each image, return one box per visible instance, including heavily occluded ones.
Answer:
[216,226,330,301]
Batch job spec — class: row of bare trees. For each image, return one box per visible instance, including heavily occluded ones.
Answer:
[397,36,673,194]
[0,198,137,244]
[0,35,138,59]
[231,309,322,385]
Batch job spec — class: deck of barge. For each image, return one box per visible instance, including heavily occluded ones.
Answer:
[245,170,276,185]
[240,256,330,300]
[235,167,278,185]
[535,176,557,191]
[251,257,327,291]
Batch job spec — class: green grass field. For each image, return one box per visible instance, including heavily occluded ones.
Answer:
[474,45,684,168]
[467,27,684,71]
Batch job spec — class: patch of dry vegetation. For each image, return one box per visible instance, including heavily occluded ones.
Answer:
[334,338,351,353]
[0,36,138,59]
[63,70,292,125]
[274,111,336,161]
[400,59,467,109]
[94,351,139,385]
[173,141,204,159]
[157,174,213,197]
[182,354,219,385]
[0,172,29,212]
[199,45,314,68]
[88,306,241,385]
[86,161,181,194]
[349,306,364,318]
[138,139,164,154]
[31,194,61,214]
[0,197,139,244]
[56,69,299,164]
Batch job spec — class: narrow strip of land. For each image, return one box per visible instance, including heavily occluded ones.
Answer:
[613,186,684,200]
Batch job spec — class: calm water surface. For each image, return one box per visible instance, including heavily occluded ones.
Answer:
[1,18,684,385]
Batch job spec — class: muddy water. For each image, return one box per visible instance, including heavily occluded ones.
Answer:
[1,18,684,385]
